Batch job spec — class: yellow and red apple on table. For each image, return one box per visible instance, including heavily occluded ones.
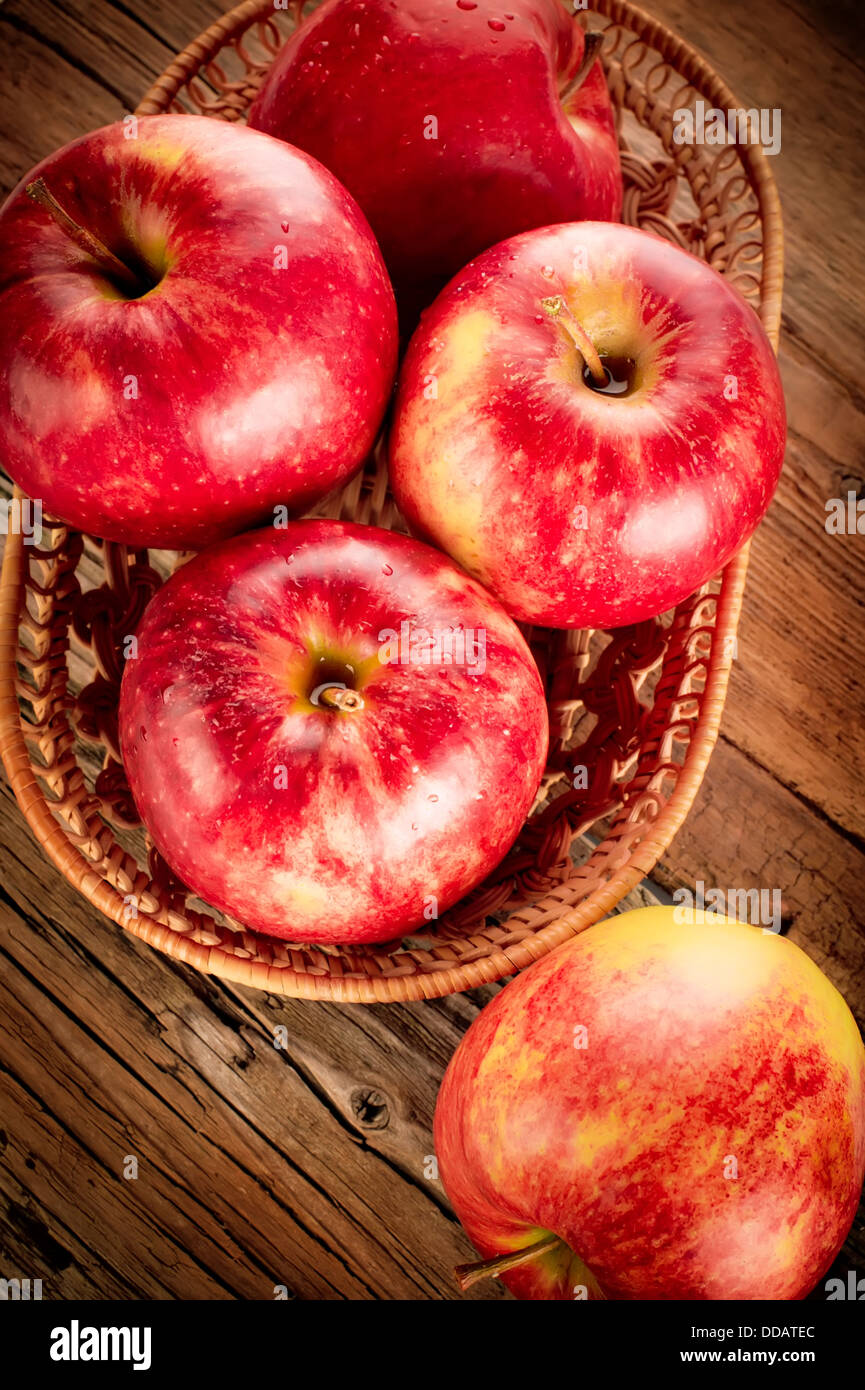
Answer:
[0,0,858,1300]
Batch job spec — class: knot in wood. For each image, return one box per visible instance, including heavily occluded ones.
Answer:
[350,1087,390,1130]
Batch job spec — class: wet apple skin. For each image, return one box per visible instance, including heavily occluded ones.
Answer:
[119,520,550,944]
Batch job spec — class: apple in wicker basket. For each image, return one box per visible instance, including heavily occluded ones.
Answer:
[390,221,787,628]
[248,0,622,315]
[0,115,397,549]
[118,519,549,945]
[434,906,865,1300]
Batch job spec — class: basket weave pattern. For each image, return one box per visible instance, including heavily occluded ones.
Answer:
[0,0,783,1001]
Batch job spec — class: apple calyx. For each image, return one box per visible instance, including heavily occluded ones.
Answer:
[559,31,604,109]
[25,177,151,296]
[317,685,365,712]
[541,294,608,387]
[454,1232,567,1291]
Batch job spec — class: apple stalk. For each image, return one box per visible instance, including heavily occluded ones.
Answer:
[318,685,365,712]
[454,1233,566,1291]
[541,294,607,386]
[25,177,147,295]
[558,31,605,109]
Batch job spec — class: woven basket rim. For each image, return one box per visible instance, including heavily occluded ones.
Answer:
[0,0,783,1002]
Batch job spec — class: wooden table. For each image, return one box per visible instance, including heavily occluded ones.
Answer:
[1,0,863,1299]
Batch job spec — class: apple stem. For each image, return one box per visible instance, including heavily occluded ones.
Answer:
[559,30,604,108]
[25,177,146,294]
[542,294,608,386]
[318,685,365,712]
[454,1233,565,1291]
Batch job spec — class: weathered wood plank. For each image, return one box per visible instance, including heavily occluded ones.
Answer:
[0,25,120,196]
[0,782,506,1298]
[644,0,865,843]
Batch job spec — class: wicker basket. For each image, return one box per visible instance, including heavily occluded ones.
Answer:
[0,0,783,1002]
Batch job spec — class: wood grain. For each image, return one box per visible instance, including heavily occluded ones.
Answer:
[0,0,863,1299]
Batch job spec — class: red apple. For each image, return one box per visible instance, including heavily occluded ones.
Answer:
[390,221,787,628]
[0,114,397,549]
[119,519,549,944]
[434,906,865,1300]
[249,0,621,315]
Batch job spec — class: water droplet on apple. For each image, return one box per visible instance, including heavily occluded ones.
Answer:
[541,265,555,279]
[456,0,477,8]
[534,314,544,323]
[428,793,439,802]
[382,564,393,575]
[488,18,506,30]
[411,822,419,831]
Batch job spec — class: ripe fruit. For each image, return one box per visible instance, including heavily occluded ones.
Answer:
[0,114,397,548]
[119,519,549,945]
[434,906,865,1299]
[390,221,786,628]
[249,0,621,314]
